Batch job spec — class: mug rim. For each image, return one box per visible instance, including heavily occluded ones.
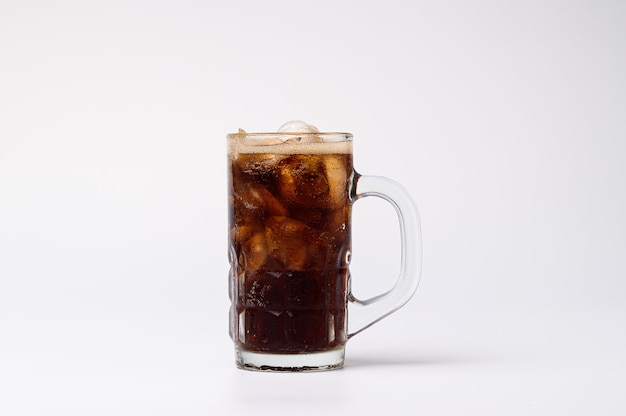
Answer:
[227,131,353,142]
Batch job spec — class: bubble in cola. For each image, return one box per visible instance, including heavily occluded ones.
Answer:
[228,122,352,353]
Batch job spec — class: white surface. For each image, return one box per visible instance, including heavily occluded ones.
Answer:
[1,1,625,414]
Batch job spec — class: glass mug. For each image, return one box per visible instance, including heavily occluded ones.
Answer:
[227,121,422,371]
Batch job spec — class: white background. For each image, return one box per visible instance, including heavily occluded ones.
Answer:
[1,0,625,414]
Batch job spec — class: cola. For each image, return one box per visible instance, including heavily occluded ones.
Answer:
[228,138,353,354]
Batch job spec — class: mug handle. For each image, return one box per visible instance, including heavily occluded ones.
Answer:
[347,174,422,338]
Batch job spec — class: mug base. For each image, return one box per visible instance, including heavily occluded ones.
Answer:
[235,347,345,372]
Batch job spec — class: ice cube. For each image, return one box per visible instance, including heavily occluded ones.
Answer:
[259,186,288,216]
[237,153,284,175]
[233,182,264,213]
[237,129,284,146]
[265,216,310,270]
[242,231,268,270]
[277,156,330,207]
[323,155,348,208]
[234,181,287,219]
[277,120,320,133]
[278,120,322,143]
[276,164,298,205]
[231,224,255,247]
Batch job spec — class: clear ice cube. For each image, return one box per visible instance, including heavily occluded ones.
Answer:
[278,120,322,143]
[277,120,320,133]
[323,155,348,208]
[265,216,311,270]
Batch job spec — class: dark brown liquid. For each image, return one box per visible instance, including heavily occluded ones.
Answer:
[229,151,352,353]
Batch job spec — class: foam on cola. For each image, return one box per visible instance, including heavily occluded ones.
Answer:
[228,123,353,353]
